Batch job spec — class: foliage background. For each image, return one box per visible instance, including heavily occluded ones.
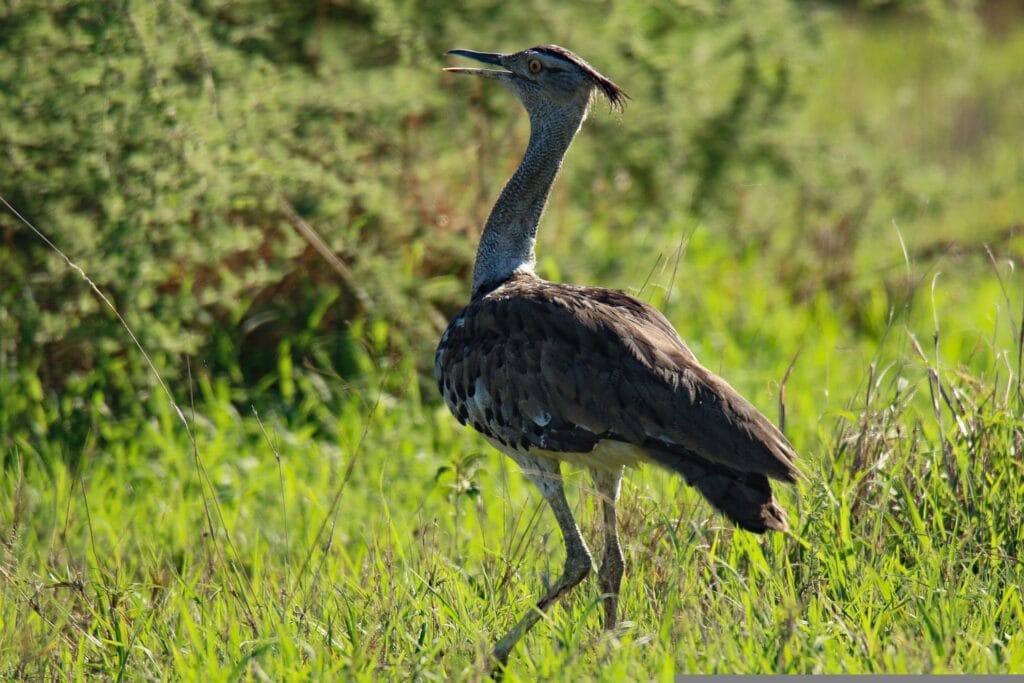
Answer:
[2,0,1023,678]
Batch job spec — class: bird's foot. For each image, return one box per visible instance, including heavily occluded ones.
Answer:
[489,641,513,680]
[605,618,634,638]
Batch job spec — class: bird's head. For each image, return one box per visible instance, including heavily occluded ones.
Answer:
[445,45,627,121]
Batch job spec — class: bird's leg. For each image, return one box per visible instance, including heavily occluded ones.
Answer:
[492,456,592,670]
[592,466,624,631]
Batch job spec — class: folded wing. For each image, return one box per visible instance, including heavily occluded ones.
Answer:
[435,275,801,531]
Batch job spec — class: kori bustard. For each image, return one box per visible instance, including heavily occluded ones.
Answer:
[434,45,801,668]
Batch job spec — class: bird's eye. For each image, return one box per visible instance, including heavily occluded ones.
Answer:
[528,58,543,74]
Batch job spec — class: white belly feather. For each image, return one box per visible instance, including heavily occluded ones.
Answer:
[486,436,650,474]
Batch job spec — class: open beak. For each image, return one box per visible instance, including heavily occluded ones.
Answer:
[444,49,511,80]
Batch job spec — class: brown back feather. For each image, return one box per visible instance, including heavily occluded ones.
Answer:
[436,274,801,484]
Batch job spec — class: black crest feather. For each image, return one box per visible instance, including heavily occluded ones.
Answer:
[533,45,629,110]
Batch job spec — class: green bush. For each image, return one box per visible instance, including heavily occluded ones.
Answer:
[0,1,828,447]
[2,1,1016,455]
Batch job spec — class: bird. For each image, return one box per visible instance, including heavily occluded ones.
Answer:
[435,45,801,669]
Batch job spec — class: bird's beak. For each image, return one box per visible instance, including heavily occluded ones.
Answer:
[444,49,511,80]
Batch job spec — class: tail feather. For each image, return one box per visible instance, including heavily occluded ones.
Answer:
[645,446,789,533]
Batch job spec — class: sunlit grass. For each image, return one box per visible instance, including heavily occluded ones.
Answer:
[4,318,1023,678]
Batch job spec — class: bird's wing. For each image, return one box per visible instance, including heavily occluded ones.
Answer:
[435,276,800,483]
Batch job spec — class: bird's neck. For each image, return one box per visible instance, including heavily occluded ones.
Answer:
[470,110,584,299]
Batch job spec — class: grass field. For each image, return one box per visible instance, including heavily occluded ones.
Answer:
[3,2,1024,679]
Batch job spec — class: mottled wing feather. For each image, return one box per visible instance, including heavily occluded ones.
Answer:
[436,275,800,485]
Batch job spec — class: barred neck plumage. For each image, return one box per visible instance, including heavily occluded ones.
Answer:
[470,106,586,299]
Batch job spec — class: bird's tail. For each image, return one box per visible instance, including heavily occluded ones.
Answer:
[644,446,789,533]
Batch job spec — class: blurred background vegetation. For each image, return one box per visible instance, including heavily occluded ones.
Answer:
[2,0,1021,455]
[3,0,1024,677]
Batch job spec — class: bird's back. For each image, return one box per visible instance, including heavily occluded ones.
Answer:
[435,273,800,531]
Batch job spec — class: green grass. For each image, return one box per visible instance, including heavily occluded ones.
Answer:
[3,315,1024,678]
[4,4,1024,680]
